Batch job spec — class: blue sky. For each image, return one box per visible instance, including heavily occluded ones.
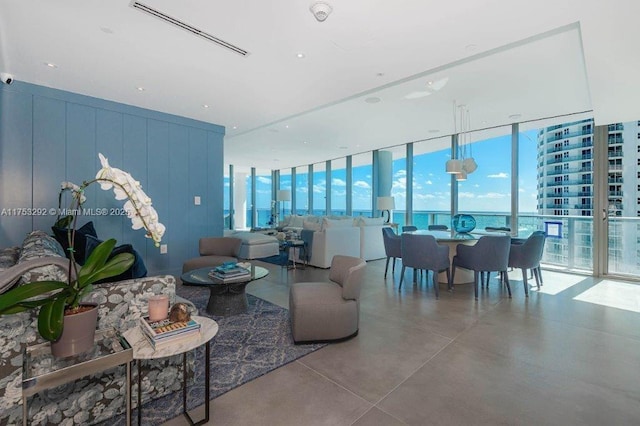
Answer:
[228,129,539,214]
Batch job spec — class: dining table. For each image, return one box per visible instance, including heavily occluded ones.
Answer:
[405,229,514,285]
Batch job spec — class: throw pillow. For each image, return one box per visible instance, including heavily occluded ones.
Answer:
[321,217,355,231]
[52,221,98,265]
[85,235,148,283]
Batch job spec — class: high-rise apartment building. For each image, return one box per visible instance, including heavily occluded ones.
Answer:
[537,119,640,273]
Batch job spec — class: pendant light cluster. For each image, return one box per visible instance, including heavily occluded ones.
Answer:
[445,101,477,181]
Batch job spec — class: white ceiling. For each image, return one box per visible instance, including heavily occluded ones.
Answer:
[2,0,639,171]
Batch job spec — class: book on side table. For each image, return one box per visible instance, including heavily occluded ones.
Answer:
[139,316,201,350]
[208,264,251,283]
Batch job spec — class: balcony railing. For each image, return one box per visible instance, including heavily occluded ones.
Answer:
[546,153,592,164]
[545,129,593,143]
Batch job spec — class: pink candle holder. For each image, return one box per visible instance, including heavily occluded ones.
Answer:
[148,295,169,322]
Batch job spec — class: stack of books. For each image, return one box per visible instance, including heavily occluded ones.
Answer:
[139,316,201,350]
[208,263,251,283]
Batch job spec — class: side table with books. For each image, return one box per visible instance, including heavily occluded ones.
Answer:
[123,315,219,426]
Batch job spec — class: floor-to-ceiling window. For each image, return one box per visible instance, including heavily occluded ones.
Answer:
[352,153,372,217]
[223,169,231,229]
[457,126,512,230]
[388,146,407,228]
[312,162,327,215]
[331,158,347,216]
[279,170,293,219]
[255,168,273,227]
[412,136,451,229]
[606,120,640,277]
[295,166,309,215]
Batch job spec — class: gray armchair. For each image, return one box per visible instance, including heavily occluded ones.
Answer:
[182,237,242,273]
[382,227,402,278]
[452,235,512,300]
[400,234,450,298]
[508,231,546,296]
[289,255,366,343]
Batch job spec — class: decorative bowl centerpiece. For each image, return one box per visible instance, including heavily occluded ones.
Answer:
[451,214,476,233]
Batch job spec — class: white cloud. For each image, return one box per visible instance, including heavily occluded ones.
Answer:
[353,180,371,189]
[459,192,475,198]
[415,193,436,199]
[487,172,509,179]
[474,184,480,188]
[519,188,526,193]
[392,177,407,189]
[478,192,509,199]
[394,169,407,178]
[426,180,433,185]
[257,176,271,184]
[332,178,346,187]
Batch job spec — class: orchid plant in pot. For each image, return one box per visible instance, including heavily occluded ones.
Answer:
[0,154,165,357]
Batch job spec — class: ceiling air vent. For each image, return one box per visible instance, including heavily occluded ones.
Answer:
[131,1,249,57]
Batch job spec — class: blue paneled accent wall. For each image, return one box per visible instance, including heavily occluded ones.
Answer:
[0,82,225,275]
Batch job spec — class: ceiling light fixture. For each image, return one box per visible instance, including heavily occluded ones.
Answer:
[202,104,209,108]
[296,52,306,59]
[136,87,145,91]
[45,62,57,68]
[309,1,333,22]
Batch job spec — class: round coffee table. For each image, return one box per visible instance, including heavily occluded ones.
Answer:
[181,266,269,316]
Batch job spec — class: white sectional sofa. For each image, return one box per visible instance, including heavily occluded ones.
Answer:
[279,215,388,267]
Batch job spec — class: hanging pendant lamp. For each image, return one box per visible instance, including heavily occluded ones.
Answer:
[446,159,463,174]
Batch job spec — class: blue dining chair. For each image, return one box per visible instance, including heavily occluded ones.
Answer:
[382,227,402,278]
[428,224,448,231]
[399,233,450,298]
[451,235,512,300]
[402,225,418,232]
[508,231,546,296]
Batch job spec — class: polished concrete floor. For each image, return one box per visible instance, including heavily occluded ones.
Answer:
[164,259,640,425]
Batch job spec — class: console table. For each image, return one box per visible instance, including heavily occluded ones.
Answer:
[22,328,133,426]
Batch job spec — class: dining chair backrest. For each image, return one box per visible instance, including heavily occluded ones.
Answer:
[463,235,511,271]
[401,233,449,271]
[509,231,546,269]
[402,225,418,232]
[428,225,448,231]
[382,227,402,258]
[485,226,511,232]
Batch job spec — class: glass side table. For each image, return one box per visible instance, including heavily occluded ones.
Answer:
[22,328,133,426]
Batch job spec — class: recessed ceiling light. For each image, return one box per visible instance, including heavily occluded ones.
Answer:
[365,97,381,104]
[338,146,348,150]
[45,62,57,68]
[136,87,145,91]
[285,125,289,129]
[376,72,384,77]
[202,104,209,108]
[296,52,306,59]
[100,27,114,34]
[508,113,522,120]
[428,129,440,133]
[303,141,308,144]
[232,126,238,130]
[427,81,433,86]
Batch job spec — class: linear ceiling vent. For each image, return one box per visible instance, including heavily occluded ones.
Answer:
[131,1,249,56]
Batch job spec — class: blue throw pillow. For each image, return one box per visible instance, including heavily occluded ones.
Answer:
[84,235,147,283]
[52,221,98,265]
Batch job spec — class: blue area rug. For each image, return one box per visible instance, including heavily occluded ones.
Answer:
[107,286,325,425]
[257,250,289,266]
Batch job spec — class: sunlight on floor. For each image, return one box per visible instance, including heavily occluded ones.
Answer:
[529,271,585,295]
[573,280,640,313]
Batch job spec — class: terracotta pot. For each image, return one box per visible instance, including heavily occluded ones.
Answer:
[50,303,98,358]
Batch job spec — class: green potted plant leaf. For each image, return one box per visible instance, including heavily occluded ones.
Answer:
[0,153,165,357]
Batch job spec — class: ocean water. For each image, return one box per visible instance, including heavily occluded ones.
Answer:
[227,209,539,234]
